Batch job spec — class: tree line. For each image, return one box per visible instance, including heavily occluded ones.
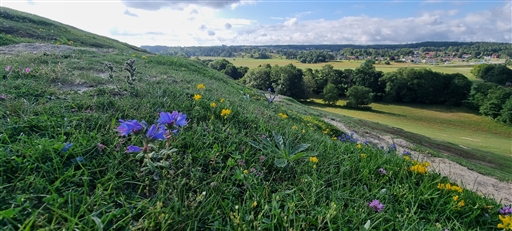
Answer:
[200,58,512,125]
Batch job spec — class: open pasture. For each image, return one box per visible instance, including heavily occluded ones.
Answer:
[306,99,512,157]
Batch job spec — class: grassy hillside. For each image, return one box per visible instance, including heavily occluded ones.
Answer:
[0,7,149,53]
[1,10,511,231]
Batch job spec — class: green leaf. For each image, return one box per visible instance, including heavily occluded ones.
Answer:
[273,132,284,149]
[274,158,288,168]
[91,216,104,230]
[364,220,371,230]
[248,140,263,150]
[289,152,306,161]
[0,208,17,219]
[291,143,310,155]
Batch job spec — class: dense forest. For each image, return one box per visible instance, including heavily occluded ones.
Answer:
[142,42,512,64]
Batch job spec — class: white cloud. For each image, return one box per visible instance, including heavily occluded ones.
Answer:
[284,18,298,26]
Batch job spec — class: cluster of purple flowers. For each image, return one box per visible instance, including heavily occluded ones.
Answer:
[369,199,385,212]
[337,132,359,143]
[499,205,512,215]
[378,168,387,175]
[117,111,188,153]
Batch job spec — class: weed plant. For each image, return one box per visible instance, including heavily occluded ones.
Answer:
[0,51,509,230]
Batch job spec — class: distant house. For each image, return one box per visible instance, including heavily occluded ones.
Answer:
[462,54,472,58]
[423,58,437,64]
[492,53,499,59]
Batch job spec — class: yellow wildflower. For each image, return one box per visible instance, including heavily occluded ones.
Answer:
[357,144,362,149]
[210,102,217,108]
[278,113,288,119]
[360,154,367,158]
[220,98,225,103]
[142,55,147,59]
[332,137,338,140]
[404,156,410,161]
[302,129,306,133]
[498,215,512,230]
[458,200,465,208]
[410,164,427,174]
[292,125,298,130]
[197,83,206,89]
[322,129,329,134]
[309,156,318,163]
[243,169,249,174]
[132,54,136,57]
[193,94,202,101]
[313,164,317,169]
[453,195,459,201]
[221,109,231,118]
[251,201,258,208]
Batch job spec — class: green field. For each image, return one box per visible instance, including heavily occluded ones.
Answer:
[306,99,512,157]
[199,56,483,81]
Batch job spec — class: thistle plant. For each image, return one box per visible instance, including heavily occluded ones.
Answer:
[103,62,120,90]
[248,131,310,167]
[124,58,137,85]
[117,110,188,179]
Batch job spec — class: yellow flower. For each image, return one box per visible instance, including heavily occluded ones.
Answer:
[278,113,288,119]
[458,200,465,208]
[193,94,202,101]
[292,125,298,130]
[221,109,231,118]
[132,54,136,57]
[197,83,206,89]
[322,129,329,134]
[142,55,147,59]
[360,154,367,158]
[498,215,512,230]
[251,201,258,208]
[332,137,338,140]
[243,169,249,174]
[302,129,306,133]
[220,98,225,103]
[210,102,217,108]
[453,195,459,201]
[404,156,410,161]
[313,164,317,169]
[357,144,362,149]
[410,164,427,174]
[309,156,318,163]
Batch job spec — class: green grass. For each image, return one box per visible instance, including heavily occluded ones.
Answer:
[0,7,149,53]
[1,8,511,230]
[199,56,484,81]
[304,99,512,179]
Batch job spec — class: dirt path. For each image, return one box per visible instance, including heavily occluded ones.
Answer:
[323,117,512,205]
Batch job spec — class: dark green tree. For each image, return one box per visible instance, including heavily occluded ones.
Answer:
[322,83,339,105]
[345,86,373,108]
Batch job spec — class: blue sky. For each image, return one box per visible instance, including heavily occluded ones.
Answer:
[2,0,510,46]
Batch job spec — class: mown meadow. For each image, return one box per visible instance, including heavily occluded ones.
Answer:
[1,47,511,230]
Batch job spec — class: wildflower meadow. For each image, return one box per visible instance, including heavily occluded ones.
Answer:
[0,48,509,230]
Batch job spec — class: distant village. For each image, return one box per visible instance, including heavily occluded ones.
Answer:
[337,51,504,65]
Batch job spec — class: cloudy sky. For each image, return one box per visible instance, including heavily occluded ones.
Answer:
[2,0,511,47]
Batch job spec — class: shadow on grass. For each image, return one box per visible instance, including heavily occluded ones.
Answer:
[301,100,404,117]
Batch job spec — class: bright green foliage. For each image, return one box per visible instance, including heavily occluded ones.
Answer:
[345,85,373,108]
[271,64,307,99]
[480,87,512,119]
[322,83,339,105]
[353,60,384,99]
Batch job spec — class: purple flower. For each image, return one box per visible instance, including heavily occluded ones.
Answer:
[5,66,11,72]
[117,119,144,136]
[62,143,73,152]
[0,94,5,100]
[369,199,385,212]
[25,67,31,74]
[146,124,166,141]
[379,168,387,175]
[259,155,266,162]
[175,112,188,126]
[157,111,178,125]
[126,145,142,153]
[499,205,512,215]
[97,143,107,153]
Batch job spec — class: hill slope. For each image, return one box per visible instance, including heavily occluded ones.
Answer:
[0,8,510,230]
[0,7,149,53]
